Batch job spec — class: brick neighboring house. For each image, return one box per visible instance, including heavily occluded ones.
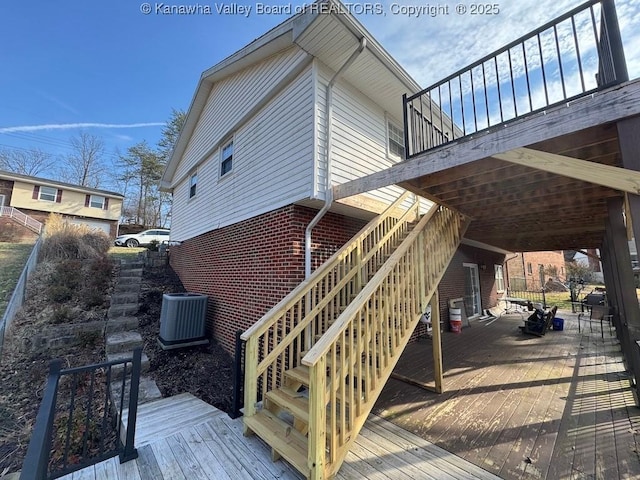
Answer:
[0,170,124,240]
[505,251,567,291]
[161,3,507,355]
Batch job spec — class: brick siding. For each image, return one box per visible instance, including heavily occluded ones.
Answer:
[169,204,366,354]
[505,251,566,290]
[412,244,506,339]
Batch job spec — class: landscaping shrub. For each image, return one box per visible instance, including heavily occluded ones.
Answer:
[40,214,111,261]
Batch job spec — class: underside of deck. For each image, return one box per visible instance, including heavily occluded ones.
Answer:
[334,79,640,253]
[374,310,640,479]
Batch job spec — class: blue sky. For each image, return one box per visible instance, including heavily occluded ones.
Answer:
[1,0,638,190]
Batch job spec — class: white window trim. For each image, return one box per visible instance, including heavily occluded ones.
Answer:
[0,194,5,207]
[89,194,105,209]
[189,171,198,199]
[220,138,234,178]
[39,186,57,202]
[494,264,505,293]
[386,118,404,161]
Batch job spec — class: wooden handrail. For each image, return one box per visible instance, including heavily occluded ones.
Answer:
[242,191,420,422]
[301,205,438,366]
[303,205,468,479]
[241,191,413,341]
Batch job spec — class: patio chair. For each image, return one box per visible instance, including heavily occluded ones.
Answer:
[521,306,557,337]
[579,304,613,339]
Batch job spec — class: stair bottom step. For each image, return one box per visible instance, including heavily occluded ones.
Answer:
[245,409,310,477]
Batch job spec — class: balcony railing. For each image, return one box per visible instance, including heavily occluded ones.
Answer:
[403,0,628,159]
[20,348,142,480]
[0,206,43,234]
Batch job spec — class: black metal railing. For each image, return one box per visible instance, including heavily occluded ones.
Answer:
[230,330,246,419]
[403,0,628,159]
[20,348,142,480]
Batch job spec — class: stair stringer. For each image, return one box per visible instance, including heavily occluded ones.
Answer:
[302,206,469,479]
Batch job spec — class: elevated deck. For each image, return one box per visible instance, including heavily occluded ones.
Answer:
[59,393,499,479]
[375,310,640,479]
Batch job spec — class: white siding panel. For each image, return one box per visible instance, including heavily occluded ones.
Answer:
[316,63,406,206]
[170,67,315,242]
[174,47,310,182]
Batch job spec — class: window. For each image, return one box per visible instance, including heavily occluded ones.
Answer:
[39,186,58,202]
[0,194,5,207]
[89,195,105,209]
[527,262,533,275]
[388,122,404,158]
[494,265,505,293]
[221,141,233,176]
[189,172,198,198]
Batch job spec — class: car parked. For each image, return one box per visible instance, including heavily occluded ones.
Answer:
[114,229,171,248]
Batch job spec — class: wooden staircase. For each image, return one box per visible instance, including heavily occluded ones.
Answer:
[242,192,467,479]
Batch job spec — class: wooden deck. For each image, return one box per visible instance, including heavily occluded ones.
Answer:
[374,310,640,479]
[59,394,500,479]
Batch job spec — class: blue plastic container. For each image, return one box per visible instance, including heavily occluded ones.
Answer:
[552,317,564,331]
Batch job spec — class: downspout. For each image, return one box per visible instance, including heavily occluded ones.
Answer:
[304,37,367,278]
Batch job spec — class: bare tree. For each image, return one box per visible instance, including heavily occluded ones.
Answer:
[60,132,106,187]
[0,148,54,176]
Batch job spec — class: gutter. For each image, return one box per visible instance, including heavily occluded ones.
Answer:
[304,36,367,278]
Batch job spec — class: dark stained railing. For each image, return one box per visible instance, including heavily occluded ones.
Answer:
[20,348,142,480]
[403,0,628,159]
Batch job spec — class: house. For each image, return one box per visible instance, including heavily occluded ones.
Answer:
[160,2,515,476]
[0,170,124,239]
[161,2,506,355]
[505,250,567,291]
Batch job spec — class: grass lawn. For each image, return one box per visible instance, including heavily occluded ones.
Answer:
[0,242,36,318]
[109,246,146,262]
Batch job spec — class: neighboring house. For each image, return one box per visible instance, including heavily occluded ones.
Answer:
[0,170,123,239]
[505,251,567,291]
[161,3,506,354]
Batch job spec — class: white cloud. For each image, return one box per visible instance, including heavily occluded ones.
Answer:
[361,0,640,88]
[0,122,164,134]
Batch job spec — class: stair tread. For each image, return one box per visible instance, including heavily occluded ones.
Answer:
[266,388,309,423]
[284,365,310,386]
[245,409,310,477]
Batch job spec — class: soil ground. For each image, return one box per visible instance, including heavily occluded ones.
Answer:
[0,257,234,477]
[137,265,234,413]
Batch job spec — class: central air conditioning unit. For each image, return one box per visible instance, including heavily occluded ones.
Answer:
[158,293,209,350]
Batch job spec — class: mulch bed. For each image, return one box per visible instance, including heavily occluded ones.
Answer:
[135,265,234,413]
[0,259,234,477]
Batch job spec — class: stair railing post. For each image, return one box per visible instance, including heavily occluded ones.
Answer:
[120,346,141,463]
[308,358,327,480]
[243,336,259,433]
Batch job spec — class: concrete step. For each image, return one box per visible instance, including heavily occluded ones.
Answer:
[111,292,139,305]
[106,317,139,333]
[110,375,162,412]
[120,261,144,270]
[114,283,141,294]
[106,331,143,354]
[107,351,150,379]
[116,276,142,285]
[119,268,143,278]
[108,303,139,318]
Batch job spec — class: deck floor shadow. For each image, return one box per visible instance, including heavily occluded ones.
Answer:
[374,311,640,479]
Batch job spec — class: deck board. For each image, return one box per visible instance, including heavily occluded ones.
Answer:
[374,311,640,479]
[59,309,640,479]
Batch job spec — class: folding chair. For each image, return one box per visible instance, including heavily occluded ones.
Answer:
[579,304,613,339]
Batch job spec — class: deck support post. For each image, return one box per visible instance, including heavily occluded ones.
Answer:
[617,117,640,259]
[430,290,443,393]
[605,197,640,404]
